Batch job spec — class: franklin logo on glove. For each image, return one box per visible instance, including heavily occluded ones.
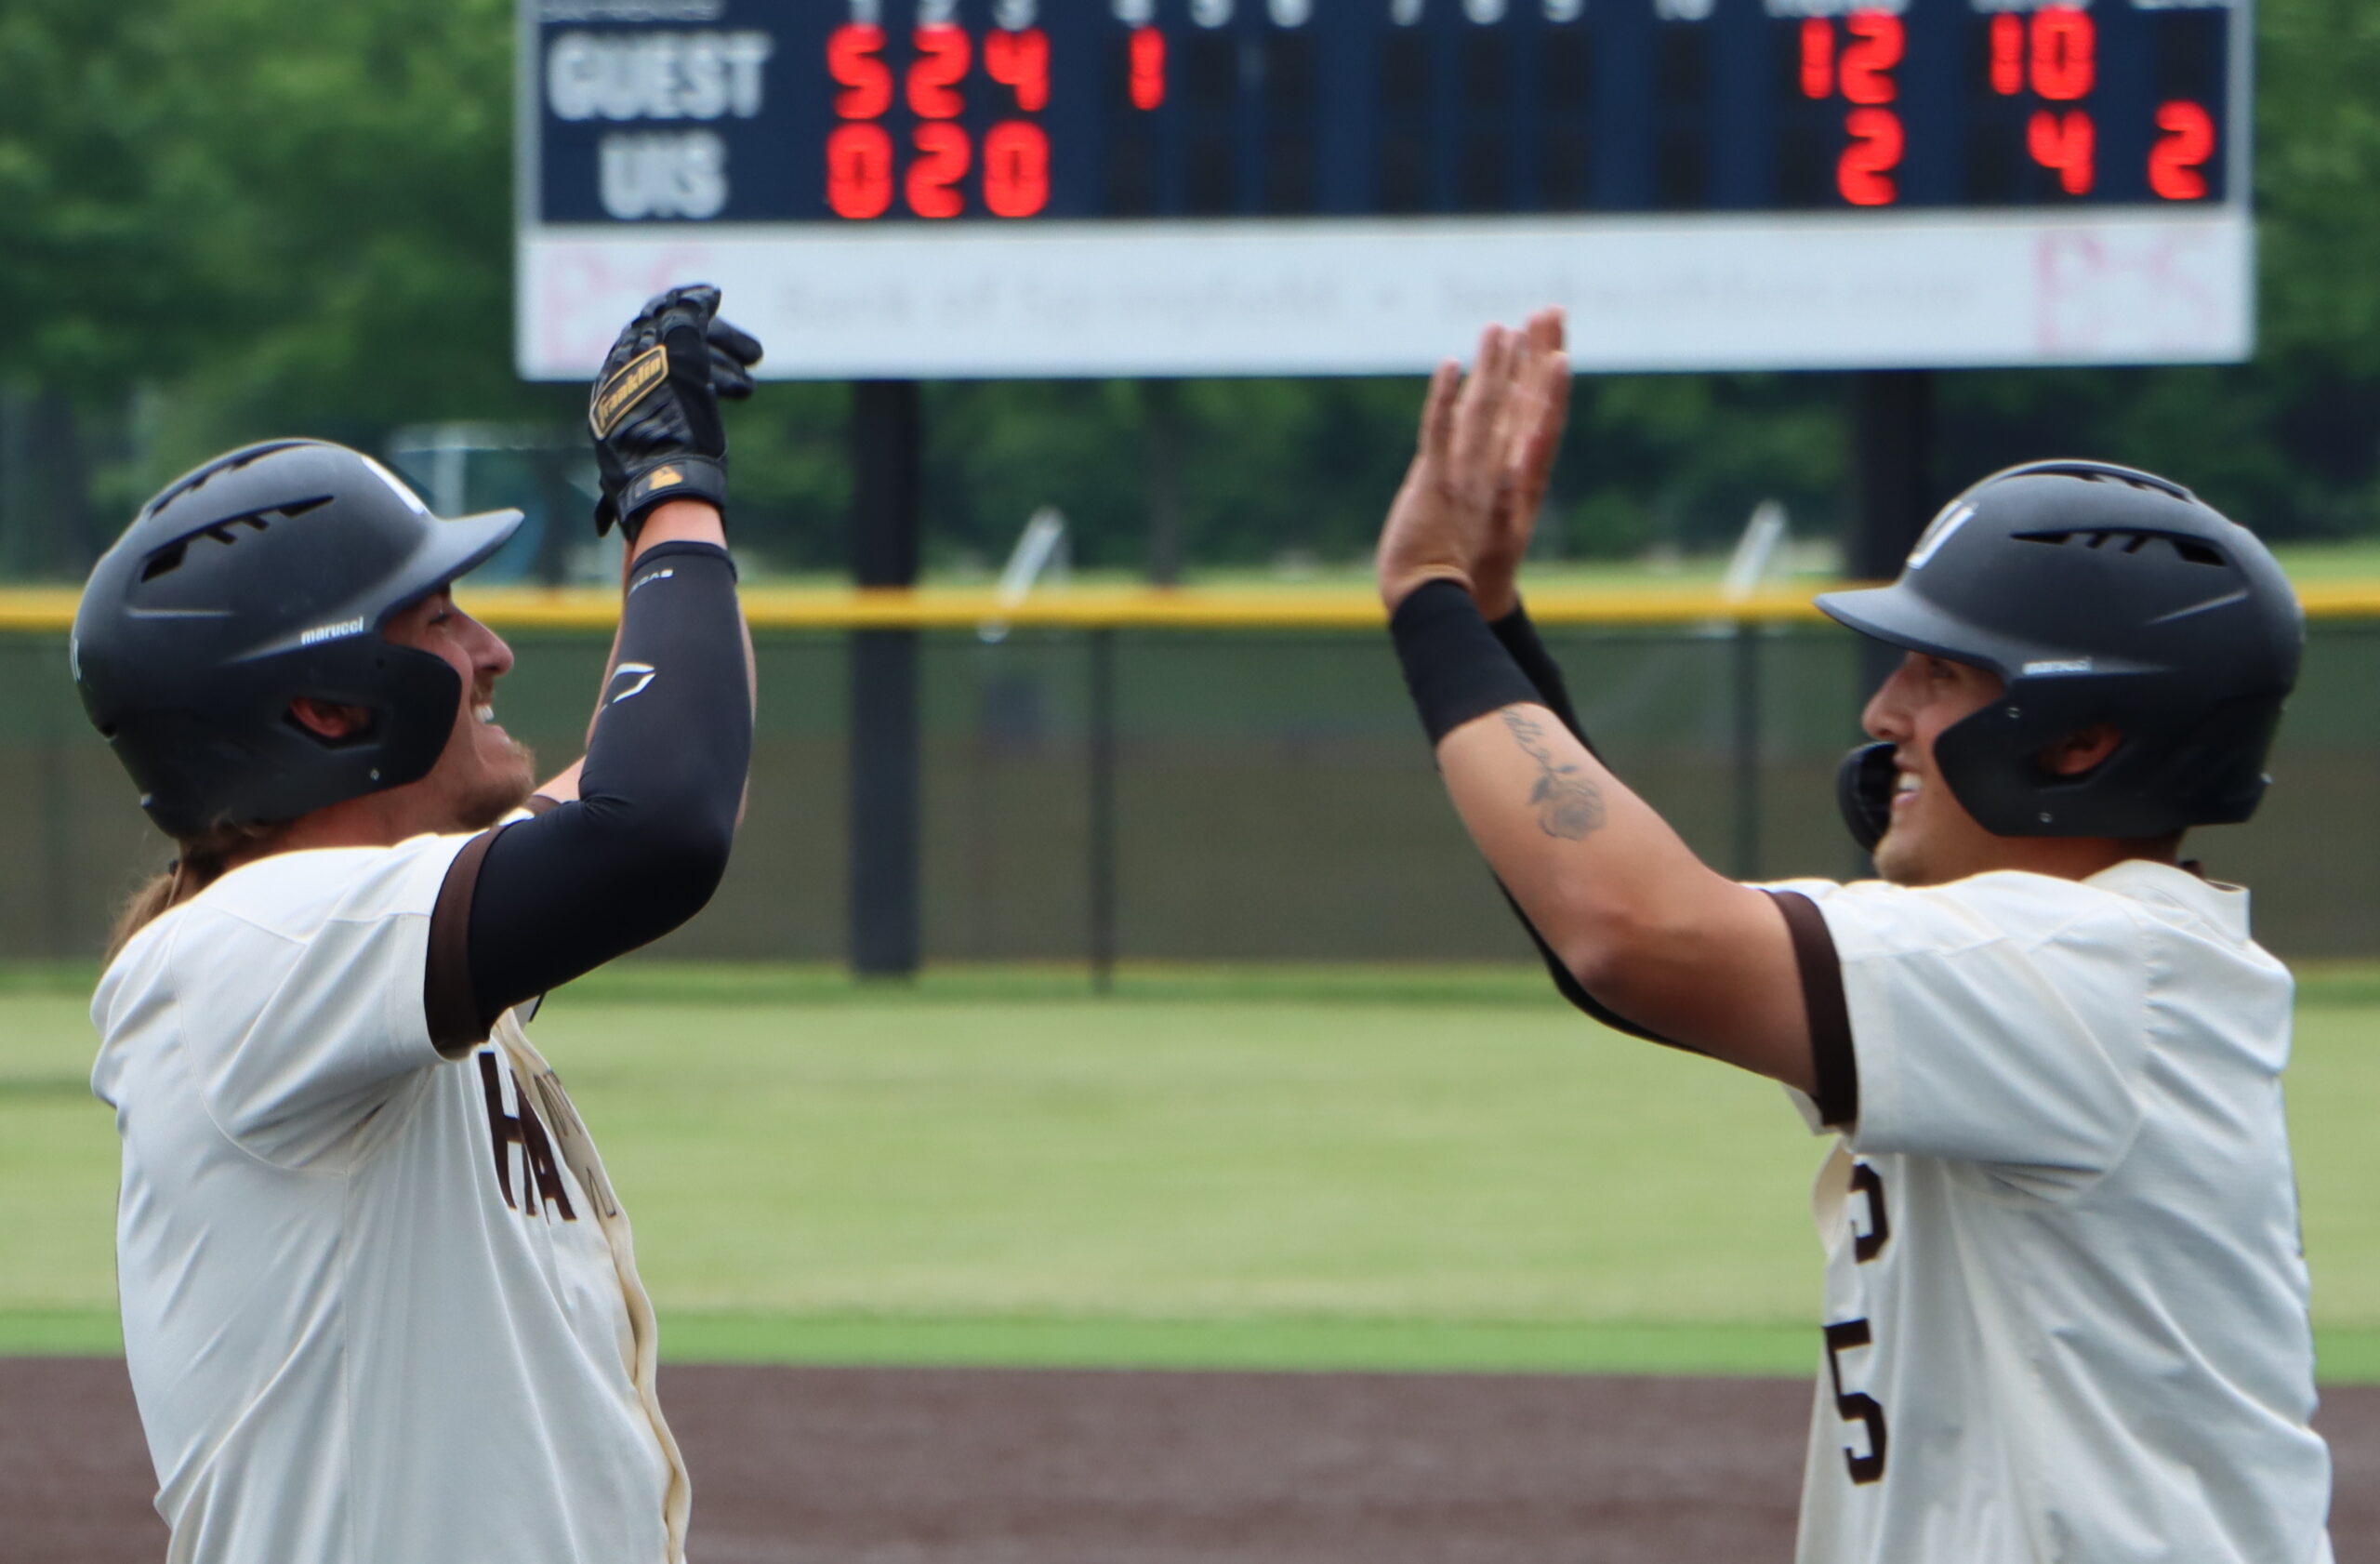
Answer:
[590,345,670,438]
[586,284,763,540]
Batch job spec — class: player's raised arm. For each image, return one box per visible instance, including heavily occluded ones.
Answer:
[423,285,763,1050]
[71,293,775,1564]
[1375,316,2332,1562]
[1376,320,1831,1102]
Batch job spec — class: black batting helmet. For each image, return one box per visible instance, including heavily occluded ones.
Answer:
[1819,459,2303,844]
[73,439,522,839]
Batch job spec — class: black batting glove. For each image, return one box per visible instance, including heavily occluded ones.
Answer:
[587,284,764,541]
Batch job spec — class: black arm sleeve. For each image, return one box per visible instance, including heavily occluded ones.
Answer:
[1489,603,1593,759]
[1482,604,1691,1052]
[425,541,752,1048]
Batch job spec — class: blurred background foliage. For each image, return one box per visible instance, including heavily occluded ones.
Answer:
[0,0,2374,578]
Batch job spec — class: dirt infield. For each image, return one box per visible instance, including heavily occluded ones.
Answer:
[7,1358,2373,1562]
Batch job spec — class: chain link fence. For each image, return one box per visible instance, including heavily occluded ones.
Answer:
[4,618,2375,967]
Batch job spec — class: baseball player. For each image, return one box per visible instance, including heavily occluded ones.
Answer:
[1378,312,2332,1562]
[74,285,760,1563]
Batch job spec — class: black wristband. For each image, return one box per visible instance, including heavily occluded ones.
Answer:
[1389,579,1542,746]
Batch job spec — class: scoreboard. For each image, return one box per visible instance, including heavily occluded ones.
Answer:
[516,0,2254,378]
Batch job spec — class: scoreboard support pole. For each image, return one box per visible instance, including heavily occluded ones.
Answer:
[1087,629,1118,994]
[1850,369,1938,699]
[1142,380,1184,588]
[849,379,924,979]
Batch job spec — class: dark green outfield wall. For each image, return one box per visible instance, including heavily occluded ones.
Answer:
[5,623,2374,964]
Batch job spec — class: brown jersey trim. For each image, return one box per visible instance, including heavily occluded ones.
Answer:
[425,828,502,1057]
[1766,889,1858,1129]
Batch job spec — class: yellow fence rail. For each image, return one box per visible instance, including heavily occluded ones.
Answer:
[8,582,2380,633]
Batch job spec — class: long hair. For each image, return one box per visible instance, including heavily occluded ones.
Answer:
[104,822,278,965]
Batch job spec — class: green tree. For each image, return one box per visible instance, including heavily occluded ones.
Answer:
[4,0,2377,578]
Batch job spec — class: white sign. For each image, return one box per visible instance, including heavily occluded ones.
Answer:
[517,208,2254,378]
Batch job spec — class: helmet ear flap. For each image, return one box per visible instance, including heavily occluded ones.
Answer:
[2148,696,2284,828]
[1836,741,1897,854]
[244,643,464,823]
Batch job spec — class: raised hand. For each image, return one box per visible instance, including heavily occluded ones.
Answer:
[1376,316,1571,614]
[587,284,765,541]
[1474,308,1571,619]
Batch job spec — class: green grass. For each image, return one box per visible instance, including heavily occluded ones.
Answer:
[9,963,2380,1379]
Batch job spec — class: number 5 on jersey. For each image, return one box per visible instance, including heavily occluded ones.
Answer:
[1824,1160,1891,1483]
[1824,1319,1888,1483]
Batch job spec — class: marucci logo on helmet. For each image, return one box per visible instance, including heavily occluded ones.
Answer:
[299,617,368,646]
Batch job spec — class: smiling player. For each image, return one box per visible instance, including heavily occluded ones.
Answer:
[1377,311,2332,1561]
[74,285,759,1563]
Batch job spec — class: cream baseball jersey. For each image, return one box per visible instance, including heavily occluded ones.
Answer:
[90,833,688,1564]
[1768,861,2332,1564]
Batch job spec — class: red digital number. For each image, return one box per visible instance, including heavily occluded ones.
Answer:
[2029,109,2095,194]
[1130,26,1166,111]
[984,121,1051,218]
[1800,19,1833,99]
[2030,7,2095,102]
[1801,14,1900,205]
[1989,13,2024,96]
[907,122,972,218]
[1838,108,1901,205]
[826,122,894,219]
[986,28,1051,113]
[827,23,892,120]
[2149,99,2214,200]
[1840,12,1902,106]
[908,25,972,119]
